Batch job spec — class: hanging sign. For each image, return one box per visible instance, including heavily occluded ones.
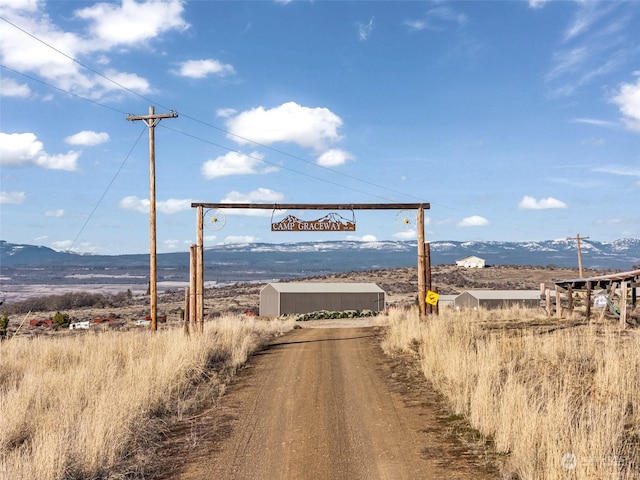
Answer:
[272,213,356,232]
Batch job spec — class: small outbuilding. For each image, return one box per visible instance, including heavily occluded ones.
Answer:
[454,290,540,310]
[455,256,486,268]
[260,282,385,317]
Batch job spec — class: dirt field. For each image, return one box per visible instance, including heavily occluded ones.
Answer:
[150,323,500,480]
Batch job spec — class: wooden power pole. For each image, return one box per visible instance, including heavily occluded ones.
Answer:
[127,106,178,331]
[567,234,589,278]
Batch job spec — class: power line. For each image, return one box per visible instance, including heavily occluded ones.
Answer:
[158,123,399,203]
[0,64,128,115]
[0,15,162,109]
[69,127,147,251]
[1,14,544,239]
[0,15,426,203]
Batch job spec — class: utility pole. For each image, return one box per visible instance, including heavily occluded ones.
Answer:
[127,106,178,331]
[567,234,589,278]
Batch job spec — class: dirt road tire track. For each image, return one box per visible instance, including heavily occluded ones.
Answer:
[156,326,499,480]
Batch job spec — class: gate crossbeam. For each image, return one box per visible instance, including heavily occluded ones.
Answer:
[191,202,429,210]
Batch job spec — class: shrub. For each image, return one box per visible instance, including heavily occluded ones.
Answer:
[288,309,377,321]
[51,312,70,329]
[0,312,8,340]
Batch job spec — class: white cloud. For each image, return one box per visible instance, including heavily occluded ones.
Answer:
[316,149,354,167]
[219,188,284,217]
[0,0,186,100]
[545,4,631,98]
[225,102,344,151]
[119,195,149,213]
[391,229,416,240]
[1,0,40,12]
[0,191,26,204]
[222,188,284,203]
[592,165,640,177]
[65,130,109,146]
[572,118,616,128]
[458,215,489,227]
[518,195,568,210]
[223,235,259,244]
[74,0,189,49]
[201,151,275,179]
[157,198,192,214]
[96,69,152,95]
[118,196,192,214]
[346,234,379,242]
[427,6,468,27]
[216,108,237,118]
[0,77,31,97]
[163,239,190,250]
[562,2,606,41]
[44,208,64,217]
[0,132,79,170]
[528,0,550,9]
[611,76,640,132]
[404,20,426,32]
[51,240,73,251]
[174,59,235,78]
[358,17,374,41]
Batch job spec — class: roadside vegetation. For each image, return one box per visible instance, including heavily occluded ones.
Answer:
[382,306,640,479]
[0,315,294,480]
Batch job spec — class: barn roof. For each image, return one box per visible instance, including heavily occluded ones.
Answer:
[554,269,640,290]
[263,282,385,293]
[461,290,540,300]
[456,255,484,262]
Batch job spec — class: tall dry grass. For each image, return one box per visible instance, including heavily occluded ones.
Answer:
[382,307,640,479]
[0,316,294,480]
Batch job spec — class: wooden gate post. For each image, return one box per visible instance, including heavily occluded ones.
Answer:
[417,207,426,316]
[620,282,628,327]
[183,287,190,336]
[189,244,197,334]
[196,206,204,333]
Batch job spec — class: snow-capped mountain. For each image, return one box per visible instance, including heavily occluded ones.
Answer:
[1,239,639,288]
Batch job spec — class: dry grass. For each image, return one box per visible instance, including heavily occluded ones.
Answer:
[0,316,294,480]
[382,307,640,479]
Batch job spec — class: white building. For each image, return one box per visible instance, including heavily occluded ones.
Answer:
[455,255,486,268]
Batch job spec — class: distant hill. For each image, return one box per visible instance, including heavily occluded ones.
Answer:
[1,239,639,287]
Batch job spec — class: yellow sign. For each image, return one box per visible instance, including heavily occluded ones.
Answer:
[272,213,355,232]
[425,291,440,306]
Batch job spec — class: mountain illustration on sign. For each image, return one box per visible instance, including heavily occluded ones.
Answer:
[272,212,355,231]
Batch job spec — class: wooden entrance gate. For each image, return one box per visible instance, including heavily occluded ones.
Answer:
[187,202,430,332]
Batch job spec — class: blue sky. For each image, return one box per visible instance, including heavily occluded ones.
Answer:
[1,0,639,255]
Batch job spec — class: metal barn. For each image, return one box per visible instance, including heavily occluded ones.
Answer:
[454,290,540,310]
[260,282,386,317]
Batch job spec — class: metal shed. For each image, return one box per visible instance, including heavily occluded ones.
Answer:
[260,282,386,317]
[454,290,540,310]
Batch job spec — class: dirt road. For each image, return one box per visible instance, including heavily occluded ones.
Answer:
[157,326,498,480]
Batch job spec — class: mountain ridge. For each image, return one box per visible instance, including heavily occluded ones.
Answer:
[2,238,639,271]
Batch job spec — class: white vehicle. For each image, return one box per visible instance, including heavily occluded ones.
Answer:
[69,321,90,330]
